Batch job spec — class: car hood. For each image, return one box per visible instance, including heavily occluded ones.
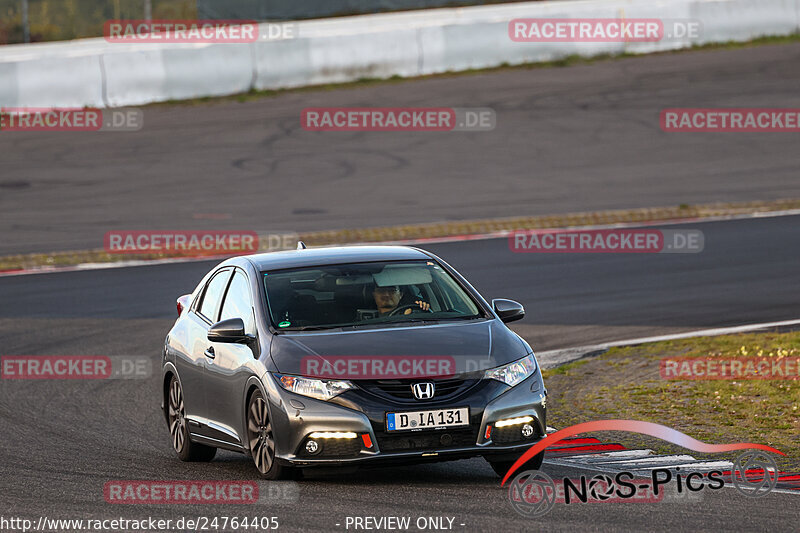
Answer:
[269,319,530,379]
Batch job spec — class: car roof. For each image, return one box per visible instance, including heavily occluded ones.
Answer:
[239,245,433,271]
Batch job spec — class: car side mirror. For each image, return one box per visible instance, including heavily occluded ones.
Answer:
[208,318,250,343]
[492,299,525,324]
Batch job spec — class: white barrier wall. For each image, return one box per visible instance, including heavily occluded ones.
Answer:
[102,43,255,106]
[1,0,798,108]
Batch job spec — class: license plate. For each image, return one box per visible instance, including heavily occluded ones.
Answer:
[386,407,469,431]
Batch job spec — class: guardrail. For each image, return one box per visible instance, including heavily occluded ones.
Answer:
[1,0,798,108]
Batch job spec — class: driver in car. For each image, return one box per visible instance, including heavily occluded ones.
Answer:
[372,285,430,316]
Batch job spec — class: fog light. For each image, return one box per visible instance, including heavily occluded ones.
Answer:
[305,440,320,454]
[521,424,534,438]
[309,431,357,439]
[495,415,534,428]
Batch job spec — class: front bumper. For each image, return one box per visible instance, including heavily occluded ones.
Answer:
[265,370,547,468]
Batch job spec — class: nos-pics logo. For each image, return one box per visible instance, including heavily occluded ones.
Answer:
[507,450,778,517]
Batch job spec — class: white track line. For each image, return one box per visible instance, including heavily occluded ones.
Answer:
[555,454,696,468]
[0,254,232,278]
[557,450,657,463]
[581,450,655,460]
[382,208,800,246]
[583,455,698,467]
[545,455,733,474]
[636,461,734,471]
[537,318,800,370]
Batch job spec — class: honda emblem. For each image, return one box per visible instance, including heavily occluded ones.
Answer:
[412,382,435,400]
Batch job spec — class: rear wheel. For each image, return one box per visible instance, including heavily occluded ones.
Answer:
[167,376,216,462]
[246,389,294,480]
[487,451,544,478]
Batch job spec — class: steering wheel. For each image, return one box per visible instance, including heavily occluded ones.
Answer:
[388,303,433,316]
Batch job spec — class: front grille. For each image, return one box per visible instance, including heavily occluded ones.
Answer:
[375,427,478,453]
[357,377,480,403]
[492,423,540,444]
[298,438,362,458]
[493,426,526,444]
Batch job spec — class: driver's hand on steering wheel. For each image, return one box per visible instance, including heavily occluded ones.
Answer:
[403,300,431,314]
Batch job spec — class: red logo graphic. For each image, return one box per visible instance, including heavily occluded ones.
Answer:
[509,229,704,254]
[300,356,457,379]
[2,356,112,379]
[1,108,101,131]
[104,20,259,43]
[104,231,258,255]
[302,108,457,131]
[104,481,258,504]
[661,357,800,380]
[1,108,143,132]
[509,19,664,42]
[661,108,800,132]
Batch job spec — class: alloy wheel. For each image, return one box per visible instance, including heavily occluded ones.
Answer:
[247,394,275,474]
[168,378,186,452]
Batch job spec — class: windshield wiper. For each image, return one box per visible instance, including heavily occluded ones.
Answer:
[278,325,342,332]
[381,317,438,326]
[388,315,481,324]
[280,315,482,332]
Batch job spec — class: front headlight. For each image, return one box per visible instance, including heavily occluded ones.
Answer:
[275,374,353,401]
[484,353,537,387]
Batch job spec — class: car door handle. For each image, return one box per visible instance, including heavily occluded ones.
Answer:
[204,347,215,359]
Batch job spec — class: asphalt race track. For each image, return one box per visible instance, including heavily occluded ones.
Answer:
[1,214,799,532]
[2,215,799,348]
[2,43,800,255]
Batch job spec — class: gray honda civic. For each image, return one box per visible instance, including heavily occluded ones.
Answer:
[161,245,547,479]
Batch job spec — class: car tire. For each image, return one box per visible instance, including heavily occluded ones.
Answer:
[246,389,294,480]
[167,376,217,462]
[486,451,544,478]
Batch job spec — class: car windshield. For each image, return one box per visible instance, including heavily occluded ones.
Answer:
[263,260,483,331]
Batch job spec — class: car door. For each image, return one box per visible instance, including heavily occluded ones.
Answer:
[180,267,233,437]
[203,268,259,448]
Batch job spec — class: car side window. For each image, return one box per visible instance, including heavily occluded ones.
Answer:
[198,269,232,322]
[220,270,255,334]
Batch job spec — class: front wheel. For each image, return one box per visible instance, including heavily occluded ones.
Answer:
[486,451,544,478]
[167,376,216,462]
[246,389,294,480]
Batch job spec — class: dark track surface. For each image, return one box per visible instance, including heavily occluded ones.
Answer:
[1,215,799,532]
[2,43,800,256]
